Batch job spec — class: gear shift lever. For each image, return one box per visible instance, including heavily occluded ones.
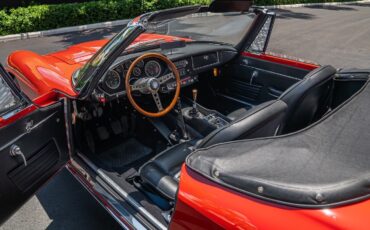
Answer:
[189,89,200,117]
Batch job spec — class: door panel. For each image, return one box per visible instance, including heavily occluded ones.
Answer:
[0,102,68,224]
[0,64,69,224]
[220,54,310,108]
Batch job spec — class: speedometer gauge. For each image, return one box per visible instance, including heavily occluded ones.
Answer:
[145,60,162,78]
[105,70,121,90]
[133,67,142,77]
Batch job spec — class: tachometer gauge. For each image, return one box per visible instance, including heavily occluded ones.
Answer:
[105,70,121,90]
[133,67,142,77]
[145,60,162,78]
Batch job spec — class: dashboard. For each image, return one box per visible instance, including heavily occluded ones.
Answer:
[97,43,237,100]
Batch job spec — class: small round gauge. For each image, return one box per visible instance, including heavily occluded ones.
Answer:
[133,67,142,77]
[136,60,145,68]
[105,70,121,90]
[145,60,162,78]
[124,60,133,69]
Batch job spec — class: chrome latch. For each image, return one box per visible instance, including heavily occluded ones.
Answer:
[25,120,34,133]
[10,145,27,167]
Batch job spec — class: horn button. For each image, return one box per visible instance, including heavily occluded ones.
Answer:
[148,78,160,92]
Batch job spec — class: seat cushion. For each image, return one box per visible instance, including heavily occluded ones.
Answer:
[278,65,336,134]
[139,141,195,200]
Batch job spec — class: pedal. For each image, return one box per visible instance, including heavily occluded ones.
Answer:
[110,120,122,135]
[97,126,110,140]
[120,116,129,138]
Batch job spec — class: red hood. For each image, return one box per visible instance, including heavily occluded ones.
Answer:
[7,33,190,98]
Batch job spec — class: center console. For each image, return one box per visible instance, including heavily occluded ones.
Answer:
[182,107,229,136]
[182,89,230,136]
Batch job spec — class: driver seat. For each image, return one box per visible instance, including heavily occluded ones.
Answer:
[139,100,288,200]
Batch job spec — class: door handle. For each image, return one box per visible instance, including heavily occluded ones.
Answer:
[10,145,27,167]
[250,71,258,85]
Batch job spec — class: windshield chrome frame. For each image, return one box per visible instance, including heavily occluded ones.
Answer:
[73,24,146,98]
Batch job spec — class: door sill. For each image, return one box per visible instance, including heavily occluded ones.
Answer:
[76,152,167,230]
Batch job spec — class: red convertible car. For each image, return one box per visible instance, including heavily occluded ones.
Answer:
[1,1,370,229]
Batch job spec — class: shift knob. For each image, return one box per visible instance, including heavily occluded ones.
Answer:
[192,89,198,103]
[190,89,200,117]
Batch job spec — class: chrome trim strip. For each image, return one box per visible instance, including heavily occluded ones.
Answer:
[66,164,137,230]
[93,185,146,230]
[77,153,167,230]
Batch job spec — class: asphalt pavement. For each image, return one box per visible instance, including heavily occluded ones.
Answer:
[0,3,369,230]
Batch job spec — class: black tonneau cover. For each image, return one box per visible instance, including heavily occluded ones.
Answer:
[186,73,370,208]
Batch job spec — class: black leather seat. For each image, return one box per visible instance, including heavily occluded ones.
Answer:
[140,65,337,200]
[278,65,336,134]
[140,100,288,200]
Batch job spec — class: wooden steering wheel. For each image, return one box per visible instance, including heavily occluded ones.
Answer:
[125,53,181,118]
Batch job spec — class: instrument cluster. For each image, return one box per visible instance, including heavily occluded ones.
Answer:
[99,59,164,95]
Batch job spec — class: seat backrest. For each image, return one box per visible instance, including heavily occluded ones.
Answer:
[198,100,287,148]
[278,65,336,134]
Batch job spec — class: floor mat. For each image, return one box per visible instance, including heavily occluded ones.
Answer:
[95,138,153,169]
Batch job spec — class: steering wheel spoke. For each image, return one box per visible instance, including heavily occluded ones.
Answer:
[131,79,146,92]
[158,73,175,84]
[131,84,141,91]
[151,92,164,111]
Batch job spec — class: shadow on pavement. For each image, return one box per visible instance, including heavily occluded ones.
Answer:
[36,169,121,230]
[275,8,316,19]
[348,2,370,7]
[305,5,358,11]
[61,27,124,44]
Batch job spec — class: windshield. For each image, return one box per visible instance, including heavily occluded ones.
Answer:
[73,10,256,94]
[145,12,255,46]
[73,25,142,93]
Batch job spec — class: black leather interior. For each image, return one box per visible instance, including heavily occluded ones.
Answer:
[217,55,309,112]
[140,141,195,200]
[226,107,249,121]
[139,65,337,201]
[198,100,287,148]
[186,77,370,208]
[139,100,288,200]
[278,65,336,134]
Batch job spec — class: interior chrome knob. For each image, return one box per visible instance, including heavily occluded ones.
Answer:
[10,145,27,167]
[192,89,198,104]
[190,89,200,118]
